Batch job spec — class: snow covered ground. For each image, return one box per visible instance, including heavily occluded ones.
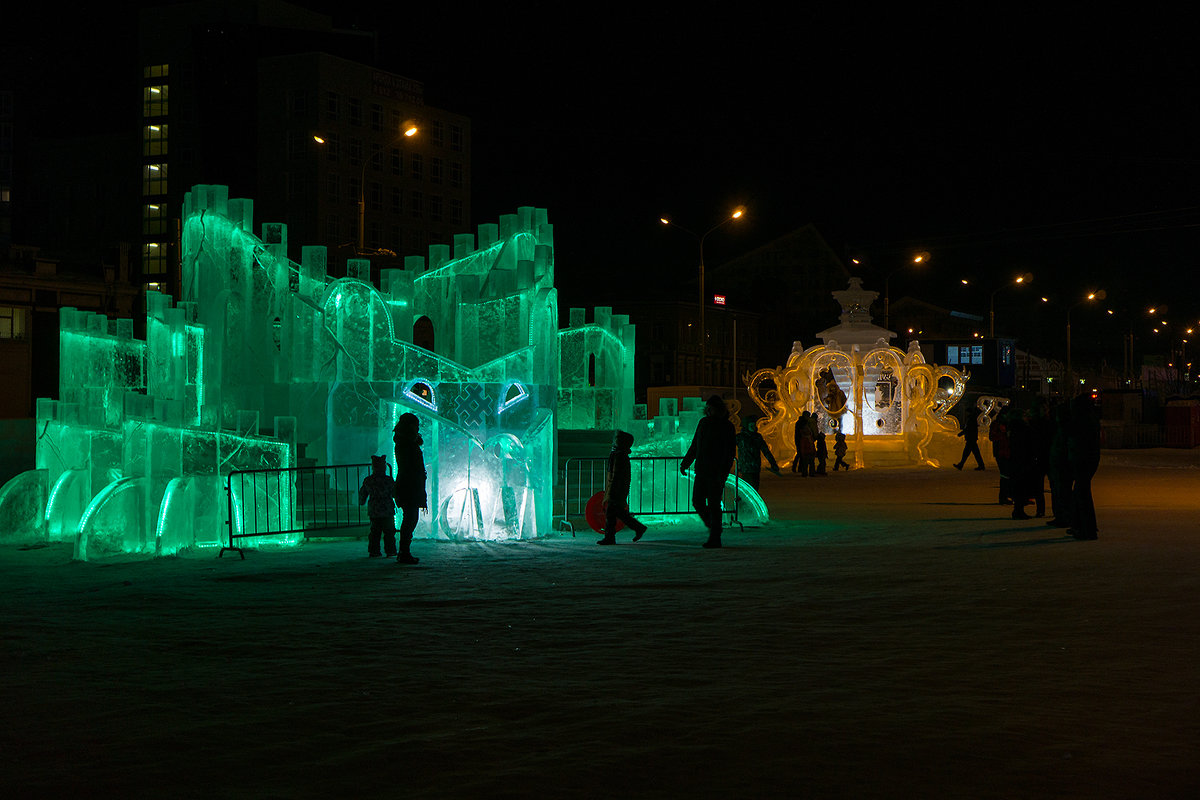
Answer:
[3,449,1199,798]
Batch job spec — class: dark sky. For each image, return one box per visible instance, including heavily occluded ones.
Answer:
[10,5,1200,352]
[340,6,1200,323]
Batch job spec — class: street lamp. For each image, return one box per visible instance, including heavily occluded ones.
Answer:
[870,252,928,332]
[1067,289,1105,389]
[660,207,746,387]
[989,272,1033,338]
[357,121,419,253]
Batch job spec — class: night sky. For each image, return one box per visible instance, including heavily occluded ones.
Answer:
[308,7,1200,333]
[10,5,1200,360]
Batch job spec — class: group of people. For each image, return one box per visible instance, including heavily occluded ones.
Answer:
[600,396,852,549]
[359,392,1102,561]
[963,394,1101,540]
[792,411,850,476]
[357,411,428,564]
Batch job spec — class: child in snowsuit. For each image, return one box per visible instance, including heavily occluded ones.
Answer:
[832,432,849,471]
[598,430,648,545]
[815,432,829,476]
[358,455,397,557]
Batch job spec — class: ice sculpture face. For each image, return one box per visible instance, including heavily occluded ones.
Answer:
[381,370,553,541]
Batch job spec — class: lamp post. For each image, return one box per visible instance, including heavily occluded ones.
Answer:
[660,207,745,387]
[357,122,418,253]
[1066,289,1105,390]
[859,252,931,332]
[989,272,1032,338]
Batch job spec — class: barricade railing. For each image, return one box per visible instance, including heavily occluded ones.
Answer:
[558,456,741,535]
[221,463,372,558]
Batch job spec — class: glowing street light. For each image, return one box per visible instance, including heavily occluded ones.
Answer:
[1067,289,1105,388]
[316,119,419,253]
[989,272,1033,338]
[872,252,929,331]
[660,207,747,387]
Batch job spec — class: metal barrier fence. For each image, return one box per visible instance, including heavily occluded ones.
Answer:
[558,456,741,535]
[222,463,372,558]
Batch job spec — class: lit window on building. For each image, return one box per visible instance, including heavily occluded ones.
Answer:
[142,243,168,275]
[143,163,168,195]
[0,306,27,339]
[142,64,169,79]
[143,203,168,235]
[143,123,168,156]
[143,84,168,117]
[146,282,166,294]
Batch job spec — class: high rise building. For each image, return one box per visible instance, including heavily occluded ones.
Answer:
[137,0,471,293]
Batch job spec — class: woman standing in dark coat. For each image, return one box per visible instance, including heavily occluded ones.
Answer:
[1067,394,1101,540]
[393,412,428,563]
[1045,401,1072,528]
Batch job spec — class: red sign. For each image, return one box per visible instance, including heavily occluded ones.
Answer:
[713,294,727,306]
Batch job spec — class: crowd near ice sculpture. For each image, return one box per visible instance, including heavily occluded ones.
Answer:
[0,184,650,557]
[747,278,967,468]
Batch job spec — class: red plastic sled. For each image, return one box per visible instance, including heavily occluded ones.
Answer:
[585,491,625,534]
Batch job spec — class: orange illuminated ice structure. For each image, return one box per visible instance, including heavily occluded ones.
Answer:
[747,278,968,469]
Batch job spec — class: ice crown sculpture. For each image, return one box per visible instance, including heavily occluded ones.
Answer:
[747,278,968,468]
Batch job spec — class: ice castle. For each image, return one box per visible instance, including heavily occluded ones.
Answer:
[0,185,643,557]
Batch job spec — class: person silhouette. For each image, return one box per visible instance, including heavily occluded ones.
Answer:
[598,430,648,545]
[358,455,397,557]
[681,395,737,548]
[735,417,780,492]
[832,431,849,470]
[1067,393,1101,540]
[954,407,986,470]
[392,412,428,564]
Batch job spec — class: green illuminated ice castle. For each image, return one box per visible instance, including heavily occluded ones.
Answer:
[0,185,644,557]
